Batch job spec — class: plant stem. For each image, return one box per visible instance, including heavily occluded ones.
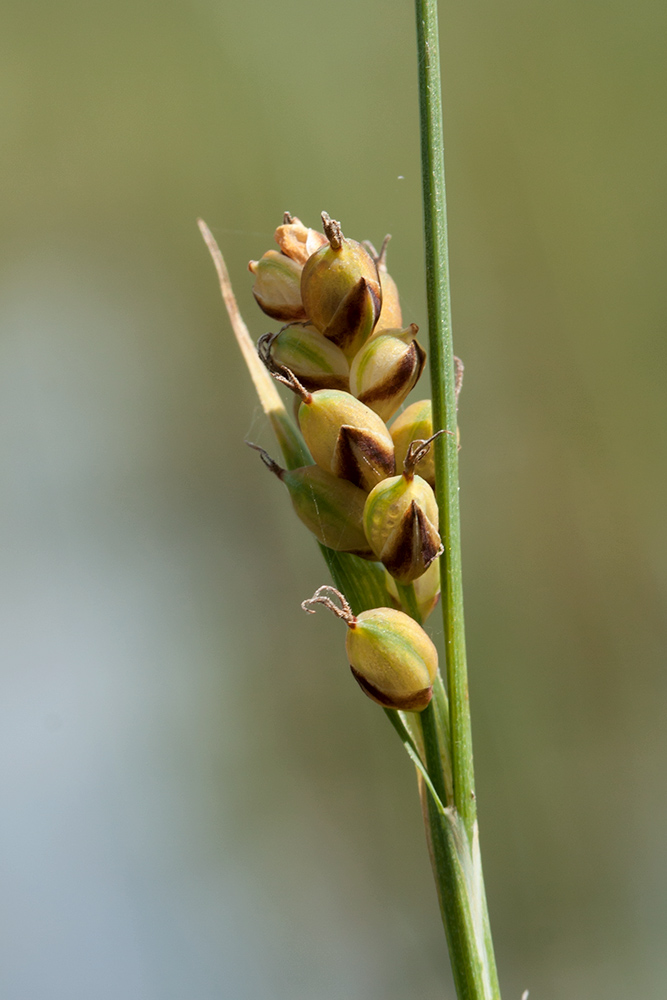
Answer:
[420,709,491,1000]
[414,0,502,996]
[415,0,475,838]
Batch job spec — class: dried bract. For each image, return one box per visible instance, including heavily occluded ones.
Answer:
[274,212,327,265]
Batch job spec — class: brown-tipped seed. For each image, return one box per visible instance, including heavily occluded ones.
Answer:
[248,250,307,321]
[258,325,350,392]
[385,559,441,623]
[364,236,402,331]
[297,389,395,492]
[363,443,443,583]
[301,213,382,359]
[301,586,437,711]
[390,399,436,487]
[349,324,426,422]
[347,607,437,710]
[248,445,373,557]
[274,213,328,265]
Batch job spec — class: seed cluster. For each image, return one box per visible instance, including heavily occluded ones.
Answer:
[249,211,462,710]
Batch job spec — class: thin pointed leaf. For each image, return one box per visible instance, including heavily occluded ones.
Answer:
[384,708,447,814]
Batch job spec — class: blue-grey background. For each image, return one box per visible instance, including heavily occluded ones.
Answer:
[1,1,666,997]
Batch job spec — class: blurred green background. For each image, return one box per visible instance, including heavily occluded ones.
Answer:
[1,0,666,997]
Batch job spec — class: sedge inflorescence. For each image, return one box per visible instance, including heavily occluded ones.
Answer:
[249,211,462,711]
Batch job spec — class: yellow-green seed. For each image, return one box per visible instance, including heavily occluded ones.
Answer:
[349,324,426,422]
[262,324,350,392]
[363,472,442,584]
[390,400,435,488]
[346,607,437,711]
[301,213,382,358]
[248,250,306,322]
[301,586,438,711]
[376,268,402,331]
[284,467,371,555]
[298,389,395,492]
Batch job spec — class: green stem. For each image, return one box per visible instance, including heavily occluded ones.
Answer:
[415,0,474,837]
[431,671,454,805]
[420,708,488,1000]
[415,0,501,996]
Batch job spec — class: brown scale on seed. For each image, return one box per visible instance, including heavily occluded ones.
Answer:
[357,339,426,409]
[349,665,433,712]
[379,500,443,585]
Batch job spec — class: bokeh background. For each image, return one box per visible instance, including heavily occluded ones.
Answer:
[1,0,666,997]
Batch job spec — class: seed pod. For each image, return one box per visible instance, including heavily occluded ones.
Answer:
[364,235,402,330]
[248,445,373,557]
[258,326,350,393]
[274,212,328,265]
[301,586,438,712]
[299,389,395,492]
[257,347,395,492]
[385,559,440,623]
[363,434,444,584]
[349,323,426,422]
[248,250,307,322]
[390,399,435,488]
[301,213,382,359]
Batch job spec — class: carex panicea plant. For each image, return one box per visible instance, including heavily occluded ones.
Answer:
[198,1,505,996]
